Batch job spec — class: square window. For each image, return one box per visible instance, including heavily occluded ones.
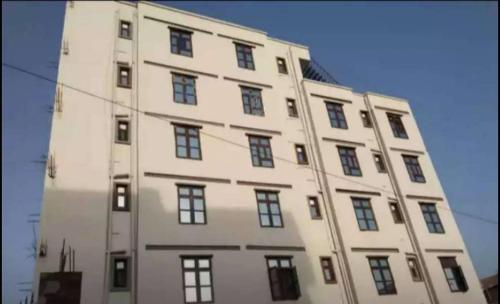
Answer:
[241,87,264,116]
[172,73,197,105]
[326,102,348,129]
[175,125,201,160]
[403,155,426,183]
[338,146,362,176]
[170,28,193,57]
[420,203,445,234]
[352,198,378,231]
[248,135,274,168]
[235,43,254,70]
[387,113,408,139]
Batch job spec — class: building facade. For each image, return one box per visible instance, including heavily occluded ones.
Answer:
[34,1,486,304]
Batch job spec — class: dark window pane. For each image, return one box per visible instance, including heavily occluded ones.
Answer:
[403,155,426,183]
[368,257,397,295]
[235,43,255,70]
[387,113,408,138]
[326,102,348,129]
[352,198,377,231]
[170,28,193,57]
[175,126,201,160]
[248,135,273,167]
[338,147,362,176]
[420,203,445,234]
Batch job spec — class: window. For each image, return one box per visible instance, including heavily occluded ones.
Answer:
[266,257,301,300]
[256,191,283,227]
[420,203,445,234]
[178,185,206,225]
[119,20,132,39]
[117,64,131,88]
[403,155,426,183]
[170,28,193,57]
[338,147,362,176]
[286,99,298,117]
[174,125,201,160]
[173,73,197,105]
[326,102,348,129]
[248,135,274,168]
[235,43,254,70]
[387,113,408,139]
[276,57,288,74]
[320,257,336,284]
[181,257,213,303]
[352,198,378,231]
[360,110,372,128]
[116,120,130,144]
[110,257,129,291]
[389,202,404,224]
[439,257,468,292]
[407,257,423,282]
[241,87,264,116]
[373,154,386,173]
[368,257,397,295]
[113,183,129,211]
[308,196,321,219]
[295,144,308,165]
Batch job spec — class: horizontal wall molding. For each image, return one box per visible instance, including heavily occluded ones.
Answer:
[223,76,273,89]
[322,137,366,147]
[374,105,410,115]
[217,33,264,47]
[425,248,464,254]
[144,112,225,128]
[114,174,130,180]
[246,245,306,252]
[230,124,282,136]
[144,60,218,79]
[145,172,231,184]
[236,180,293,189]
[310,93,352,104]
[335,188,382,197]
[143,15,214,35]
[351,247,400,253]
[389,147,425,155]
[110,250,127,255]
[146,244,241,251]
[406,194,444,202]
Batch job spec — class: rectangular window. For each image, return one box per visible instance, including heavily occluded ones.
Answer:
[174,125,201,160]
[113,183,129,211]
[360,110,372,128]
[368,257,397,295]
[387,113,408,139]
[439,257,468,292]
[326,102,348,129]
[117,64,131,88]
[170,28,193,57]
[389,202,404,224]
[235,43,254,70]
[295,144,308,165]
[178,185,206,225]
[403,155,426,183]
[266,257,301,300]
[338,146,362,176]
[373,153,386,173]
[116,120,130,144]
[172,73,197,105]
[407,257,423,282]
[352,198,378,231]
[119,20,132,39]
[248,135,274,168]
[287,99,298,117]
[256,191,283,227]
[320,257,336,284]
[241,86,264,116]
[420,203,445,233]
[276,57,288,74]
[308,196,321,219]
[110,257,129,291]
[182,256,213,303]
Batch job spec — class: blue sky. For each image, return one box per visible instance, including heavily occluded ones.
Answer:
[2,1,497,303]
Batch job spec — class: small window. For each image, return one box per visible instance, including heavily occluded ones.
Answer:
[119,20,132,39]
[403,155,426,183]
[352,197,378,231]
[276,57,288,74]
[256,191,283,228]
[420,203,445,234]
[178,185,206,225]
[174,125,201,160]
[326,102,348,129]
[439,257,468,292]
[182,256,213,303]
[241,87,264,116]
[172,73,197,105]
[320,257,336,284]
[407,257,423,282]
[295,144,308,165]
[235,43,254,70]
[266,257,301,300]
[170,28,193,57]
[368,257,397,295]
[117,64,131,88]
[308,196,321,219]
[248,135,274,168]
[373,154,386,173]
[116,120,130,144]
[113,183,129,211]
[338,146,362,176]
[389,202,404,224]
[360,110,372,128]
[286,99,298,117]
[110,257,129,291]
[387,113,408,139]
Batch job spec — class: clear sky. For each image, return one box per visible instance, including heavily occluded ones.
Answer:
[2,1,498,303]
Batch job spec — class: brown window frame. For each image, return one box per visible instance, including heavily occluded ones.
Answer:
[256,191,283,228]
[172,73,197,105]
[338,146,362,176]
[387,113,408,139]
[308,196,322,219]
[118,20,132,40]
[117,63,131,89]
[241,86,264,116]
[235,43,255,70]
[326,102,348,129]
[373,153,387,173]
[389,201,404,224]
[115,119,130,144]
[248,135,274,168]
[295,144,309,165]
[360,110,372,128]
[286,98,298,117]
[420,203,445,234]
[407,256,423,282]
[320,257,337,284]
[181,256,214,303]
[174,125,202,160]
[439,257,469,292]
[276,57,288,74]
[402,154,426,183]
[266,256,301,301]
[113,183,130,212]
[177,185,207,225]
[352,197,378,231]
[170,27,193,57]
[110,256,131,291]
[368,257,397,295]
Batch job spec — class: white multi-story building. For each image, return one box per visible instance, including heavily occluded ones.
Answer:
[34,2,486,304]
